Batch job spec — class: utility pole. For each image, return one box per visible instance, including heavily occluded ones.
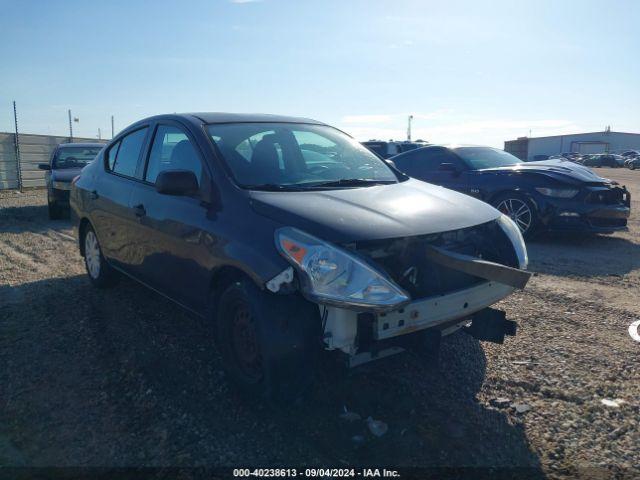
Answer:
[13,101,23,191]
[98,128,101,140]
[407,115,413,142]
[111,115,115,138]
[68,109,73,141]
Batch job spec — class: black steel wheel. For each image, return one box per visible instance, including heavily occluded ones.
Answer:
[216,278,320,404]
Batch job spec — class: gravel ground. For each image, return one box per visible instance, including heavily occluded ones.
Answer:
[1,168,639,478]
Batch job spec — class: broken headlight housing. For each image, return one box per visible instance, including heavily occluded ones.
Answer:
[497,215,528,270]
[275,227,410,311]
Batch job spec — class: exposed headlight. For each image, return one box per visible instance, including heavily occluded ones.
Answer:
[535,187,578,198]
[52,181,71,190]
[275,227,410,311]
[497,215,528,270]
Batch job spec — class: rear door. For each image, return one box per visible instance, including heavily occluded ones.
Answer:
[127,122,213,313]
[90,127,150,271]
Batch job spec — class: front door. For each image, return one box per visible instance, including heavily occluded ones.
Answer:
[127,123,213,313]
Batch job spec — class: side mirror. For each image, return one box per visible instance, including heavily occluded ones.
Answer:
[438,162,460,174]
[38,164,51,171]
[155,170,199,196]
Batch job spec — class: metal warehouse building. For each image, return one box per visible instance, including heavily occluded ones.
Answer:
[504,131,640,161]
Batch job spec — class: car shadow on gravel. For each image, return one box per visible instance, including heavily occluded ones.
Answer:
[0,205,71,234]
[526,232,639,277]
[0,274,543,477]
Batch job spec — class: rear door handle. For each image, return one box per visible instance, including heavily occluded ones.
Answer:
[89,190,99,200]
[133,204,146,217]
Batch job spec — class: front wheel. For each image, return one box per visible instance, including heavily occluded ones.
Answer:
[83,225,119,288]
[630,163,636,170]
[216,279,320,404]
[492,193,538,238]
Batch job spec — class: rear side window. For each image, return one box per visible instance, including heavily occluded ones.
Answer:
[145,125,202,185]
[107,128,148,178]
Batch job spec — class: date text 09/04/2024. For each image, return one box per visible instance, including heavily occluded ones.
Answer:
[233,468,401,478]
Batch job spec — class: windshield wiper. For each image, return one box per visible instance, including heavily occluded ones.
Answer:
[301,178,397,188]
[243,183,309,191]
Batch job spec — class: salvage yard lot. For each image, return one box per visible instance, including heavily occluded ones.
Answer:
[1,169,639,477]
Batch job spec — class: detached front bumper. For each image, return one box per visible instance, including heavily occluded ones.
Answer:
[322,281,515,356]
[375,281,514,340]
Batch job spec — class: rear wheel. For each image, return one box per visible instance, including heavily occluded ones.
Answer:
[83,225,119,288]
[492,192,537,238]
[216,278,320,404]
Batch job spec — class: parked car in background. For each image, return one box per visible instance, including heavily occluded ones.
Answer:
[391,145,631,237]
[70,113,530,402]
[621,150,640,158]
[581,154,624,168]
[626,157,640,170]
[38,142,104,219]
[362,140,427,158]
[532,154,550,161]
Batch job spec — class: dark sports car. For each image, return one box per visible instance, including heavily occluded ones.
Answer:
[391,145,630,237]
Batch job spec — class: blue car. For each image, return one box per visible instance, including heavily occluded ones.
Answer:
[391,145,631,237]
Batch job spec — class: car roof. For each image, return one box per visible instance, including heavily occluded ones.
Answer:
[181,112,326,125]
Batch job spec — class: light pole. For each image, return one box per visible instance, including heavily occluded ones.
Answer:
[407,115,413,142]
[111,115,115,138]
[68,109,73,141]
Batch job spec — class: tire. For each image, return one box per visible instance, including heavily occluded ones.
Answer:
[491,192,538,238]
[82,225,119,288]
[48,200,63,220]
[630,163,636,170]
[216,278,320,405]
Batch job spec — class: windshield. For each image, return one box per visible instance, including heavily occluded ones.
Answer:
[453,147,522,169]
[53,146,102,169]
[207,123,398,189]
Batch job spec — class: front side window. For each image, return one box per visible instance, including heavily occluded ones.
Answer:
[453,147,522,170]
[394,148,457,176]
[53,146,102,169]
[207,123,398,189]
[145,125,202,185]
[108,127,148,177]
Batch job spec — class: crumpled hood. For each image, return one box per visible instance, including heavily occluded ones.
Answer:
[249,178,501,243]
[52,168,82,182]
[478,159,609,185]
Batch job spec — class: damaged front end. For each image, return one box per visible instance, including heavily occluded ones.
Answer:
[269,215,531,366]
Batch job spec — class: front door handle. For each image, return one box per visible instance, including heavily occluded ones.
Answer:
[133,204,146,217]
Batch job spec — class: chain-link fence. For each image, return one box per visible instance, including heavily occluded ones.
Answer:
[0,103,109,190]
